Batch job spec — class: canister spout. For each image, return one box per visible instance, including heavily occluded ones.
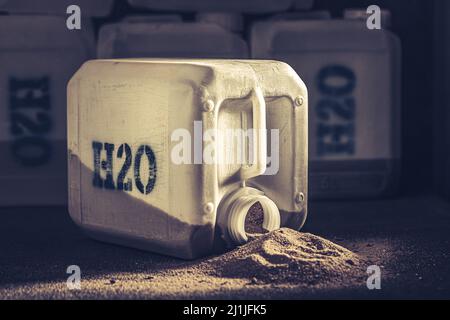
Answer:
[218,186,280,246]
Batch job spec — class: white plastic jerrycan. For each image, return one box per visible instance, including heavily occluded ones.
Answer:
[0,0,114,16]
[0,15,94,206]
[251,9,401,199]
[97,14,248,59]
[67,59,308,259]
[127,0,314,13]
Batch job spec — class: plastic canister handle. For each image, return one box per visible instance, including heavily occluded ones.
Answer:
[239,87,267,181]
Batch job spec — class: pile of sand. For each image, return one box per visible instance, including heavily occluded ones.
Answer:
[0,227,365,299]
[202,228,362,285]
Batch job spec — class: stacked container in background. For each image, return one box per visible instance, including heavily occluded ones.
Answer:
[116,0,313,59]
[252,9,401,199]
[127,0,312,13]
[98,13,249,59]
[0,0,114,16]
[0,12,96,206]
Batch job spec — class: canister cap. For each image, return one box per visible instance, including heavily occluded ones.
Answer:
[344,8,392,29]
[196,12,244,32]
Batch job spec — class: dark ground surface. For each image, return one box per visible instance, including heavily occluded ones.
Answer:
[0,195,450,299]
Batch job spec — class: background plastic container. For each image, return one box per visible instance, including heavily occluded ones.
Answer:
[0,15,94,206]
[127,0,314,13]
[67,59,308,259]
[0,0,114,16]
[97,15,249,59]
[251,10,401,199]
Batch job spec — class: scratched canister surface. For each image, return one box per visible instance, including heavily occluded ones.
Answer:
[0,15,94,206]
[251,11,401,199]
[0,0,113,16]
[68,59,308,259]
[127,0,314,13]
[97,18,249,59]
